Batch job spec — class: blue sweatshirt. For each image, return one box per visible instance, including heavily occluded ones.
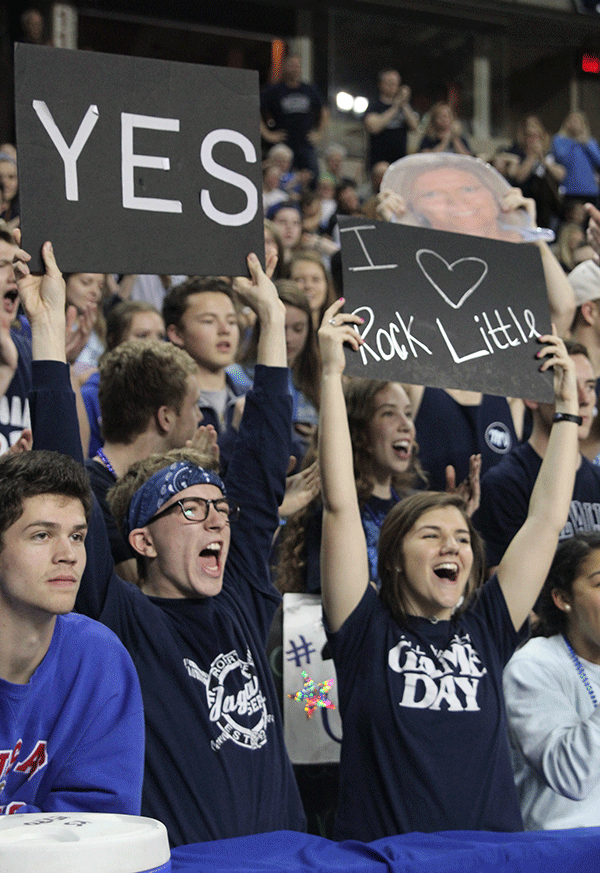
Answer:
[0,602,144,815]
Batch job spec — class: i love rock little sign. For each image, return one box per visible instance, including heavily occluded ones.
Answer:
[338,216,553,402]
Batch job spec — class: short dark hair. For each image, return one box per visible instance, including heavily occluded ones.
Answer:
[162,277,236,332]
[0,451,92,544]
[378,68,400,85]
[378,491,485,627]
[563,338,590,360]
[98,340,198,444]
[535,533,600,637]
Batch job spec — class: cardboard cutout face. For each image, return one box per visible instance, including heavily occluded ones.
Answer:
[381,154,554,243]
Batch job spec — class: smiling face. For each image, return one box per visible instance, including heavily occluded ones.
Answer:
[366,383,415,487]
[136,483,231,599]
[290,258,328,314]
[410,168,499,236]
[169,292,239,374]
[557,548,600,664]
[65,273,104,313]
[400,505,473,620]
[0,494,87,623]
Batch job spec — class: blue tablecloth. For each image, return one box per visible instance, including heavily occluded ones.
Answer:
[170,828,600,872]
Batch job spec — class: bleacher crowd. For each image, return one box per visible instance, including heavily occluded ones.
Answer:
[1,45,600,851]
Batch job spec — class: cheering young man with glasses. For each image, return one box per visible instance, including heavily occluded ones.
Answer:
[16,240,305,847]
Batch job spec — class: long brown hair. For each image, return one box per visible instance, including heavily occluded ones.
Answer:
[64,272,107,345]
[276,379,426,594]
[238,280,321,411]
[378,491,485,627]
[289,250,337,327]
[345,378,426,504]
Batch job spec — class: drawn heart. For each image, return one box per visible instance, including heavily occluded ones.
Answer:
[416,249,488,310]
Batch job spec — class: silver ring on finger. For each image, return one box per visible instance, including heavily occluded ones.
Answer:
[328,318,337,326]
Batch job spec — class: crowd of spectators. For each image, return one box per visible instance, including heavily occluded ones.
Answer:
[1,41,600,855]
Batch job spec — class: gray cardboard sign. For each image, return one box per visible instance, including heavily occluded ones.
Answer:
[338,216,554,402]
[15,44,264,275]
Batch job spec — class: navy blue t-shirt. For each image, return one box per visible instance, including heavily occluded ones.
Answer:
[327,576,522,841]
[418,133,472,154]
[31,361,305,847]
[261,82,323,151]
[0,329,31,454]
[415,389,517,491]
[365,98,410,168]
[474,441,600,567]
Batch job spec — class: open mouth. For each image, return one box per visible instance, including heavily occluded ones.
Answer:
[392,440,411,460]
[433,563,459,582]
[4,290,17,303]
[199,542,222,574]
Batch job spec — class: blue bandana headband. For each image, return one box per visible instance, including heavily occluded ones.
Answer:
[127,461,226,534]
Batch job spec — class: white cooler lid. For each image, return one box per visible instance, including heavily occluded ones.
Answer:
[0,813,171,873]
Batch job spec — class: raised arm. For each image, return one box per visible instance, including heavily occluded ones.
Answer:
[536,241,575,337]
[16,239,66,364]
[500,189,575,336]
[221,253,291,623]
[15,239,115,618]
[233,253,286,368]
[318,299,368,632]
[497,331,578,629]
[585,202,600,263]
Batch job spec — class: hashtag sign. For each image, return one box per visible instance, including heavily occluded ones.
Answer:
[285,635,316,667]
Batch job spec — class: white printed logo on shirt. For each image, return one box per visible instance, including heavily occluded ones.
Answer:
[388,632,487,711]
[184,650,273,751]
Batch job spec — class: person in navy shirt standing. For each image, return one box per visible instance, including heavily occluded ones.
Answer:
[260,54,328,187]
[318,297,580,842]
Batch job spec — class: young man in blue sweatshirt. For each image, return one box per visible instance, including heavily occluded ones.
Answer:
[0,243,144,815]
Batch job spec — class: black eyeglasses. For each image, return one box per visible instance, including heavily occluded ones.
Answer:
[149,496,239,525]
